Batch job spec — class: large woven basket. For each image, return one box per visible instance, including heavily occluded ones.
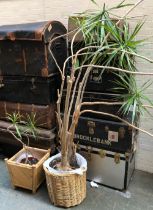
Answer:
[43,153,87,207]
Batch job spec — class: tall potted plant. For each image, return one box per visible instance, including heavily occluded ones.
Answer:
[5,113,50,193]
[43,0,153,207]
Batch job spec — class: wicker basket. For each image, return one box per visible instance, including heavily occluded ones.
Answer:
[43,154,87,207]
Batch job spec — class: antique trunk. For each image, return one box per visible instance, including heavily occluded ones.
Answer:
[65,67,127,93]
[62,90,138,152]
[78,145,135,190]
[0,120,56,152]
[82,68,125,93]
[73,115,137,153]
[0,101,56,129]
[62,91,138,153]
[0,21,67,77]
[0,74,60,105]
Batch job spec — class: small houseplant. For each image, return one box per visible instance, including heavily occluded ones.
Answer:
[5,112,50,193]
[44,0,153,207]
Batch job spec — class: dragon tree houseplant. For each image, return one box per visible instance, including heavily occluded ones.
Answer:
[5,113,50,193]
[44,0,153,207]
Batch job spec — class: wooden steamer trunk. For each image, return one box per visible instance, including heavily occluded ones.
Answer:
[0,75,60,105]
[62,90,138,153]
[5,146,50,193]
[0,101,56,129]
[0,21,67,77]
[65,66,128,93]
[74,115,137,153]
[0,120,56,155]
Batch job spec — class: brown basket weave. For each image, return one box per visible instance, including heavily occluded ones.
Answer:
[43,166,86,207]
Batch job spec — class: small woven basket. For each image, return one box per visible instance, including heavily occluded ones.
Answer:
[43,154,87,207]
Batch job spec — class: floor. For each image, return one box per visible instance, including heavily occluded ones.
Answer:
[1,159,153,210]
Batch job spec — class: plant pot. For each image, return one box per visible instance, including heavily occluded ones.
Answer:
[5,146,50,193]
[43,153,87,207]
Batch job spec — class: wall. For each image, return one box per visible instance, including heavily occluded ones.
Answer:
[0,0,153,173]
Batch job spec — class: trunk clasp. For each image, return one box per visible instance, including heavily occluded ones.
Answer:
[87,121,95,135]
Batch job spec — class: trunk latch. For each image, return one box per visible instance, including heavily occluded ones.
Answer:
[87,121,95,135]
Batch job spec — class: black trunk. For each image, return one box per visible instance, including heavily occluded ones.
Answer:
[0,21,67,77]
[0,74,60,105]
[73,115,137,153]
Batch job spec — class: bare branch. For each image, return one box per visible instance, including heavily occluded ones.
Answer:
[48,28,79,77]
[123,0,144,17]
[67,67,83,120]
[75,64,153,75]
[56,77,65,129]
[109,48,153,64]
[70,28,82,59]
[143,105,153,109]
[81,101,123,107]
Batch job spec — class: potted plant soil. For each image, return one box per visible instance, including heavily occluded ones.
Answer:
[5,113,50,193]
[44,0,153,207]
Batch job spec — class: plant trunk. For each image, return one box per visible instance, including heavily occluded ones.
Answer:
[60,130,77,170]
[61,151,69,169]
[67,133,77,168]
[61,131,69,170]
[23,145,29,164]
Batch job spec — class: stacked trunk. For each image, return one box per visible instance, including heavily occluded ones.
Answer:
[0,21,67,153]
[65,17,138,190]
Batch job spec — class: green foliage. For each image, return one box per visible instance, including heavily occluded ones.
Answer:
[112,74,153,123]
[24,113,37,139]
[103,20,145,71]
[7,112,37,142]
[72,1,153,123]
[7,112,22,138]
[109,0,134,10]
[90,0,98,6]
[74,7,145,70]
